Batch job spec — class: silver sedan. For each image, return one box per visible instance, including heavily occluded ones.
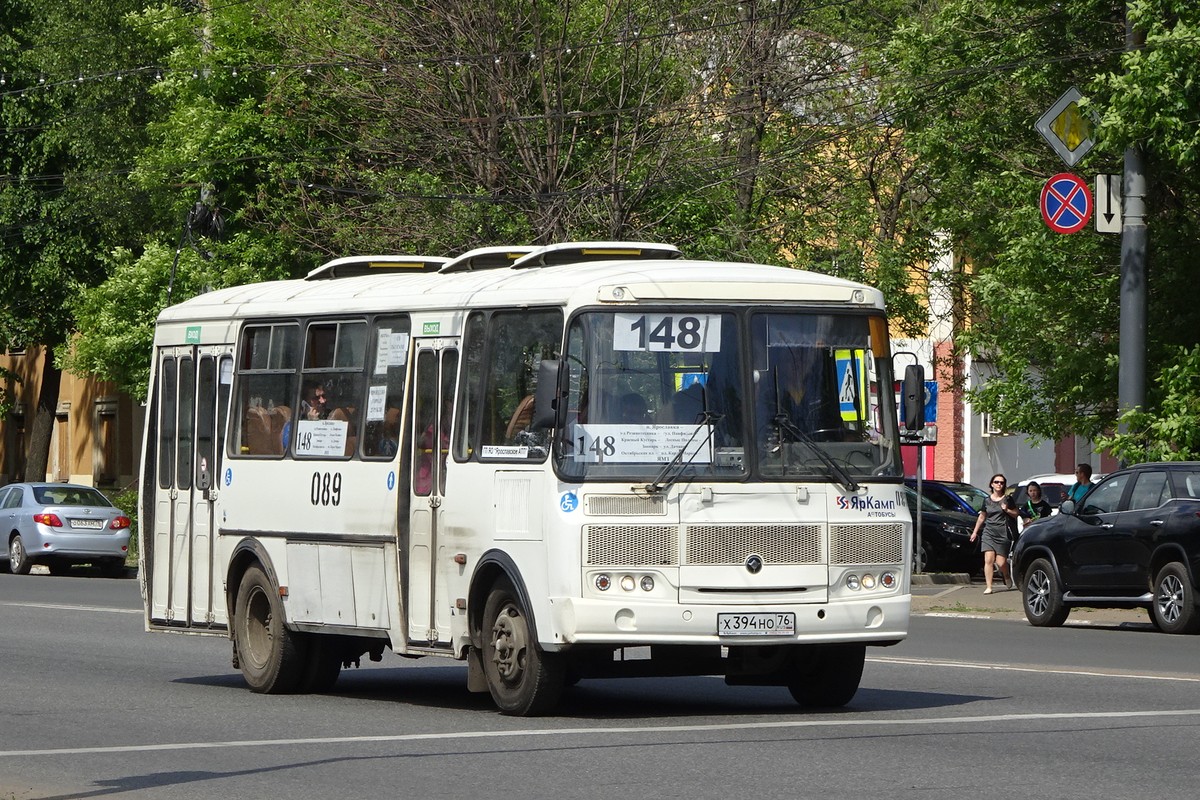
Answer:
[1,483,131,577]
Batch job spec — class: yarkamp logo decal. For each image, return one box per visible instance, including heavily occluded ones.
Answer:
[836,495,898,511]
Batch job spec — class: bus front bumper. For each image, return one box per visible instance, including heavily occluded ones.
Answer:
[546,594,910,649]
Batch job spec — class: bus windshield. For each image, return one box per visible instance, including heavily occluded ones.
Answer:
[556,308,902,482]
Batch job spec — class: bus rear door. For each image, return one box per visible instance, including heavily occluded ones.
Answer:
[148,346,233,629]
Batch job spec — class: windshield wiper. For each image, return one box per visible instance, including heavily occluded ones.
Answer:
[641,411,723,494]
[773,413,860,493]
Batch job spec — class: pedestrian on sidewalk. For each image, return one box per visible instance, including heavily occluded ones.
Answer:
[970,473,1019,593]
[1019,482,1053,531]
[1066,463,1093,504]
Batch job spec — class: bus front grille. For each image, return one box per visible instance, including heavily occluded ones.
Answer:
[684,524,822,565]
[585,525,678,566]
[830,523,904,565]
[584,522,905,569]
[584,494,668,516]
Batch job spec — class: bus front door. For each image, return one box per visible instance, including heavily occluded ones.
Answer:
[148,347,232,629]
[406,341,458,647]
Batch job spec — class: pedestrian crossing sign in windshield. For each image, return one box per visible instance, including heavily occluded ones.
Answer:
[835,349,868,422]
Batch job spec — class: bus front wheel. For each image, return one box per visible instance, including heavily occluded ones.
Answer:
[787,644,865,708]
[233,564,306,693]
[481,578,564,716]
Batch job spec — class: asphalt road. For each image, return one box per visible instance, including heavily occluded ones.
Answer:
[2,573,1197,800]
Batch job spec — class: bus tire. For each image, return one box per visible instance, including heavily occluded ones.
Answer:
[481,578,564,716]
[787,644,865,708]
[300,634,344,693]
[233,564,306,693]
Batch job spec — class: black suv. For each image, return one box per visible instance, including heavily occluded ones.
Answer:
[1011,462,1200,634]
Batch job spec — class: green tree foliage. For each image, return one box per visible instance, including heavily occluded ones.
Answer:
[881,0,1200,443]
[1100,345,1200,462]
[66,0,325,398]
[0,0,170,475]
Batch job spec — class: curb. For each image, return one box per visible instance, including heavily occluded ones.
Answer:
[912,572,972,586]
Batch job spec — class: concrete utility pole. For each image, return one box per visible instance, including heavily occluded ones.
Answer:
[1117,10,1147,454]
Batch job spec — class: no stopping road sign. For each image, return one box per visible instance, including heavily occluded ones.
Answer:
[1040,173,1093,234]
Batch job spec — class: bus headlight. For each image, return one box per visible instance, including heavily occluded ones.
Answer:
[861,573,877,590]
[620,575,636,592]
[845,574,861,591]
[640,575,655,592]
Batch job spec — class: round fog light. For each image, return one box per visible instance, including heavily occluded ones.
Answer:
[845,574,861,591]
[640,575,655,592]
[620,575,636,592]
[595,574,611,591]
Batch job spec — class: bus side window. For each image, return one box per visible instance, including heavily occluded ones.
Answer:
[363,315,410,458]
[232,324,299,458]
[453,313,487,461]
[297,320,367,459]
[477,309,563,458]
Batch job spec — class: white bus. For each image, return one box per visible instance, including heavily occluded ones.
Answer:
[140,242,916,715]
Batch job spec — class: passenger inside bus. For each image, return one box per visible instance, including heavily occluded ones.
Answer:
[300,380,330,420]
[660,378,707,424]
[755,348,847,446]
[329,406,358,456]
[617,392,651,424]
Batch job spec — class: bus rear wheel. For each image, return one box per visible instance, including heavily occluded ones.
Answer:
[481,578,564,716]
[300,634,344,692]
[787,644,865,708]
[233,564,306,693]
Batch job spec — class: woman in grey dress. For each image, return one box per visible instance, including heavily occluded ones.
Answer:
[969,473,1019,593]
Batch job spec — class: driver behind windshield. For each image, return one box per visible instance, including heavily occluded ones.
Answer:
[755,346,846,451]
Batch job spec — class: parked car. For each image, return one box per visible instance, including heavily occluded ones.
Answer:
[1,482,131,576]
[906,479,988,517]
[1012,462,1200,633]
[904,486,980,572]
[1011,472,1099,513]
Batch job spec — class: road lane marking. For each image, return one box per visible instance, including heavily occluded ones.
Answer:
[2,709,1199,758]
[0,601,141,615]
[869,654,1200,682]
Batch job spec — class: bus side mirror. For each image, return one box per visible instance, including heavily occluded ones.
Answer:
[902,364,926,432]
[530,359,562,430]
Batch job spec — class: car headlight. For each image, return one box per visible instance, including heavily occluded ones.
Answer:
[942,523,972,539]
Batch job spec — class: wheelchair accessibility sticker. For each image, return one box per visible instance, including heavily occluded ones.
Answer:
[224,467,233,487]
[387,471,396,491]
[560,492,579,513]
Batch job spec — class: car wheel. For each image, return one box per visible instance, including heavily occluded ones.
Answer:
[1021,557,1069,627]
[9,535,32,575]
[914,539,937,572]
[787,644,865,708]
[481,577,564,716]
[1152,562,1200,635]
[233,564,307,693]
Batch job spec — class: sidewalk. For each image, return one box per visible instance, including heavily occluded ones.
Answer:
[911,572,1152,627]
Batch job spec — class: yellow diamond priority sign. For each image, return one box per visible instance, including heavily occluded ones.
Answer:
[1036,87,1095,167]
